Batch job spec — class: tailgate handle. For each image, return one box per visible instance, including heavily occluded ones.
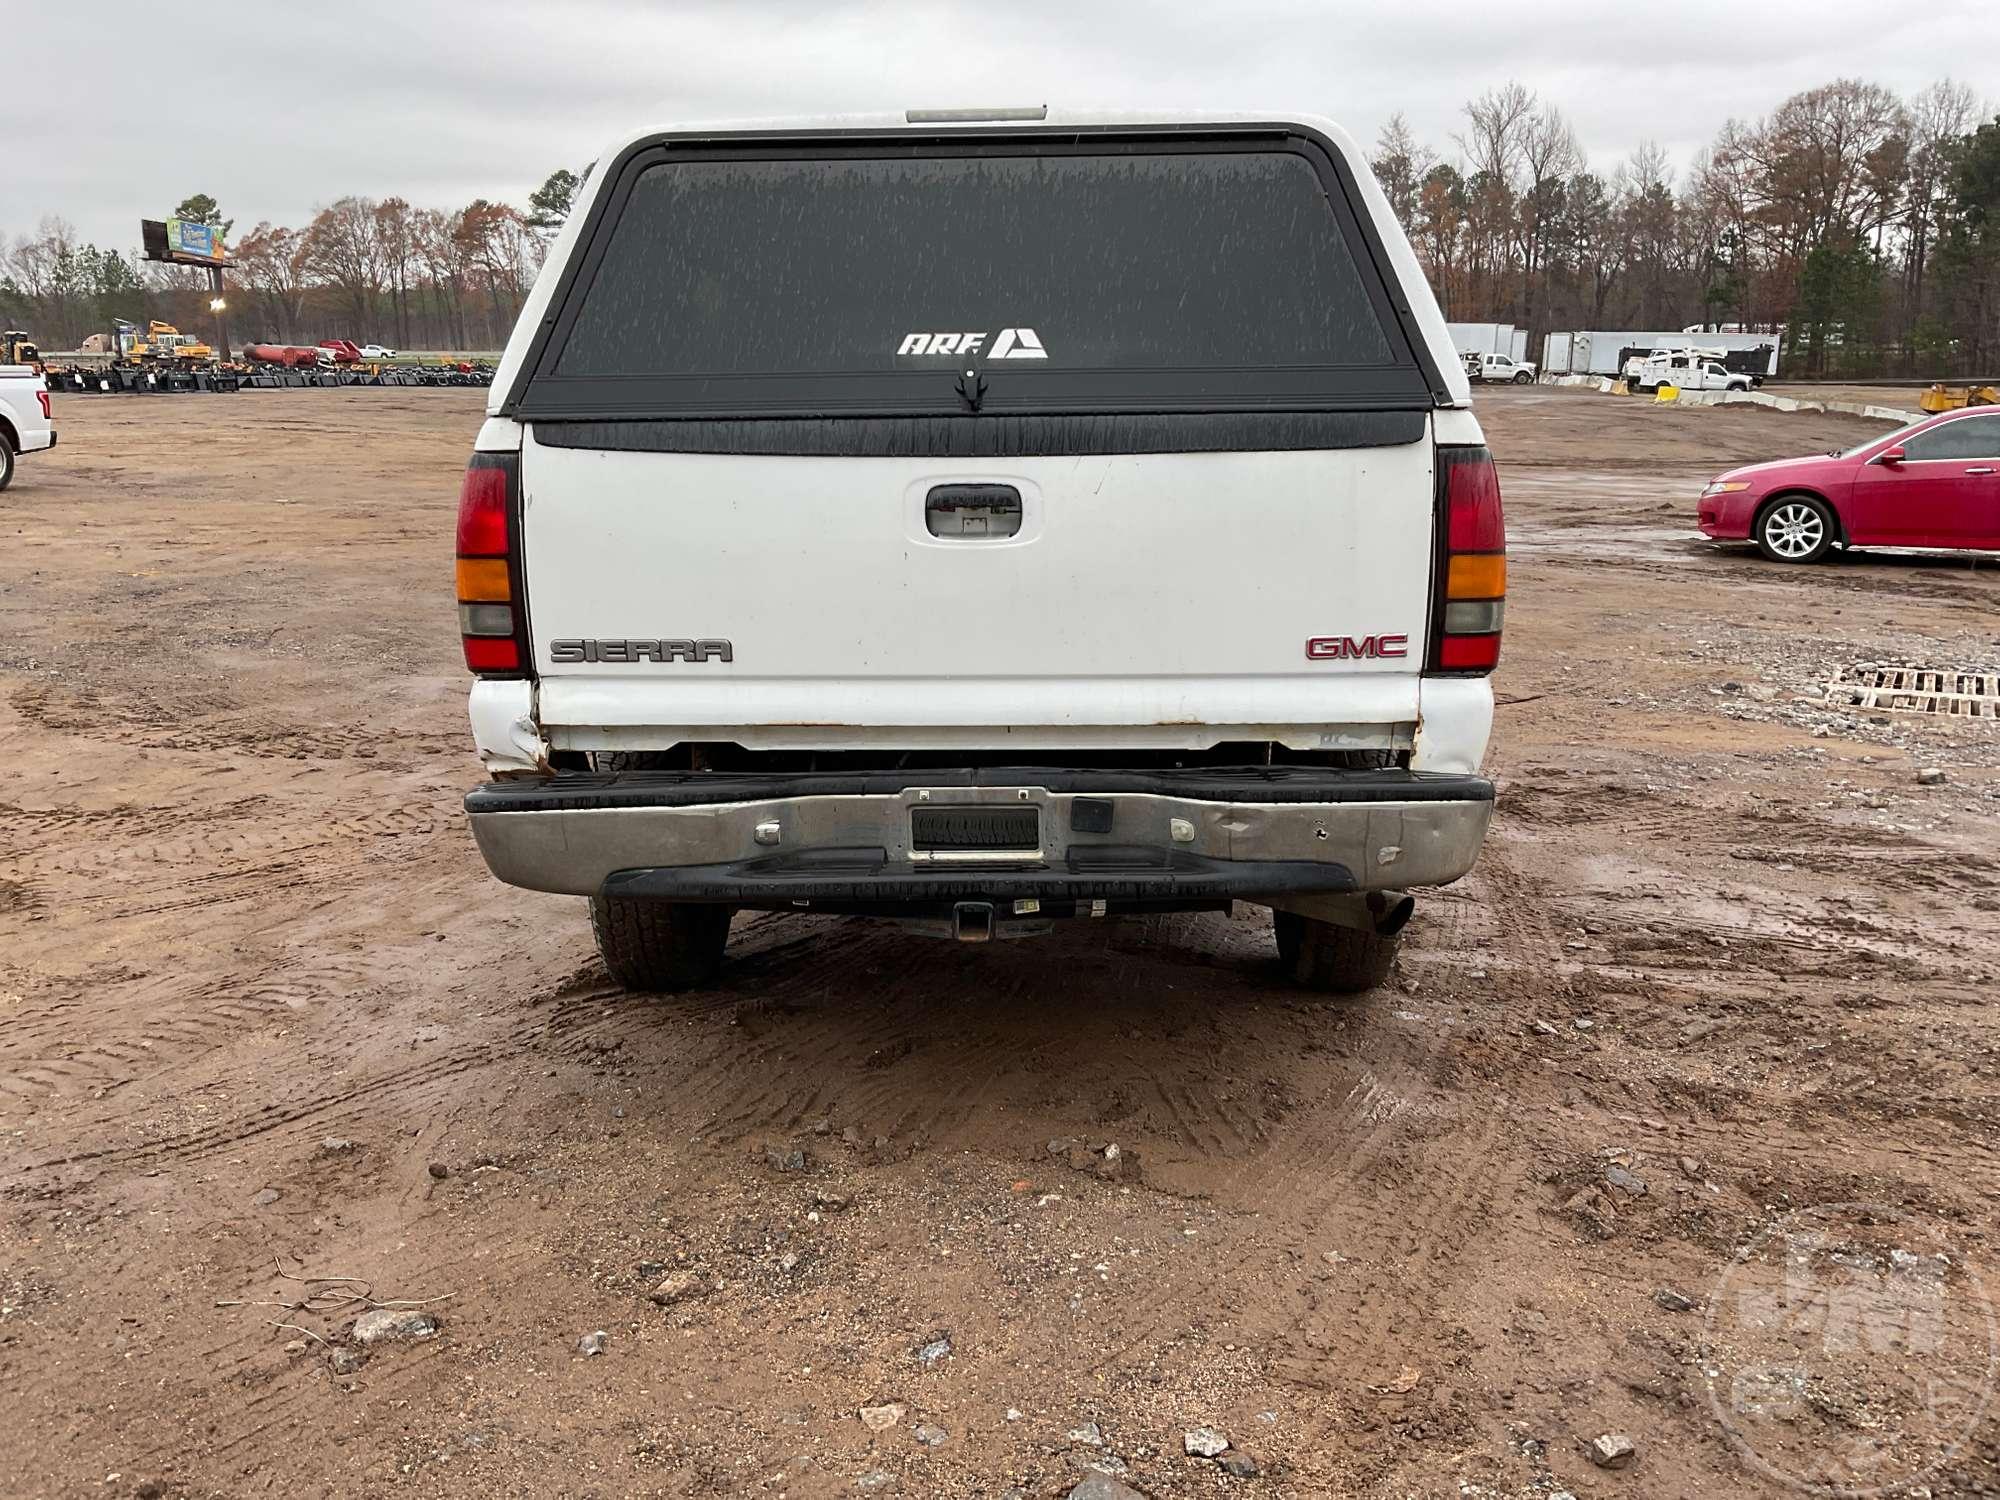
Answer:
[926,483,1022,539]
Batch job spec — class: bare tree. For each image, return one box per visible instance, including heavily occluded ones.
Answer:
[412,207,468,349]
[1903,79,1978,325]
[5,218,88,345]
[374,198,416,348]
[1456,82,1537,186]
[304,196,388,334]
[1370,113,1435,227]
[231,222,313,337]
[1514,104,1585,347]
[453,201,540,346]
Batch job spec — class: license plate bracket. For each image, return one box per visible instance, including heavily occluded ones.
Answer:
[910,805,1040,852]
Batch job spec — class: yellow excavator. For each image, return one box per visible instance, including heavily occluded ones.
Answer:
[1,330,40,367]
[1919,382,1999,413]
[114,320,216,367]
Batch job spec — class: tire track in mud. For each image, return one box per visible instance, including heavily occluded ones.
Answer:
[1514,547,2000,610]
[0,780,469,1114]
[0,961,378,1106]
[1243,842,1570,1400]
[1,955,606,1179]
[8,680,460,763]
[672,919,1073,1148]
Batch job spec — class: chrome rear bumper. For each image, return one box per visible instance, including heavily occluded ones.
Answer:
[465,768,1493,904]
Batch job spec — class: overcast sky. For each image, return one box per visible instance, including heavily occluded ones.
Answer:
[4,0,1990,251]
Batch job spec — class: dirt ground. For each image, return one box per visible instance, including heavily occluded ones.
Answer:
[3,387,1999,1499]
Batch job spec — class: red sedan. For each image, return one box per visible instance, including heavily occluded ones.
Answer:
[1697,405,2000,562]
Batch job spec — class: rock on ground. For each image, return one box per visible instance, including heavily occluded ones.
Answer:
[914,1334,952,1365]
[1184,1425,1230,1457]
[858,1401,907,1432]
[1067,1477,1149,1500]
[647,1271,705,1306]
[351,1309,440,1346]
[1590,1432,1638,1469]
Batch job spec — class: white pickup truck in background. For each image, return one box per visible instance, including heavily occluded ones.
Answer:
[0,365,55,488]
[457,110,1505,996]
[1465,351,1537,384]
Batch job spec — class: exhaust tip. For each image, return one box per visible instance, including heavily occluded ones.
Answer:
[1370,892,1417,937]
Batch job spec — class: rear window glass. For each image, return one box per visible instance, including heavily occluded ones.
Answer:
[518,141,1434,418]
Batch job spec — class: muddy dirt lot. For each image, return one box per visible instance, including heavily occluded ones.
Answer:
[3,388,1998,1499]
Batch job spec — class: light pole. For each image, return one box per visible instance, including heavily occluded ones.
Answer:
[207,267,232,362]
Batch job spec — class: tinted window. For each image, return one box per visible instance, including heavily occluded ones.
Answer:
[1906,415,2000,461]
[555,152,1398,381]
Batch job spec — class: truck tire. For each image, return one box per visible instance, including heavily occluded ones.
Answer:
[1272,910,1398,994]
[0,432,13,491]
[590,896,732,992]
[1513,370,1534,384]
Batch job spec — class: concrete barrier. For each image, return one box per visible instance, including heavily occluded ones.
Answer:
[1544,373,1912,421]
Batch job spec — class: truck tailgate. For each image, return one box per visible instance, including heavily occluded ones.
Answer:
[521,430,1435,746]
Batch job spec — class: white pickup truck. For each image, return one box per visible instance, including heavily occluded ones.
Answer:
[459,110,1504,994]
[0,365,56,488]
[1466,352,1537,384]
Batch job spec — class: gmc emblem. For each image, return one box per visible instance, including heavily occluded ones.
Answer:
[1306,634,1409,661]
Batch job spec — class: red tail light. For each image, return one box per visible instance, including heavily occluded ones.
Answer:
[456,453,528,676]
[1428,447,1506,675]
[36,390,52,421]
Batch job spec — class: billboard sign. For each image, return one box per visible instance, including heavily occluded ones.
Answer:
[167,218,222,261]
[141,217,229,267]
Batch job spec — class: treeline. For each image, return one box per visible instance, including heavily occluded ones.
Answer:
[0,191,555,354]
[7,86,2000,377]
[1373,77,1999,377]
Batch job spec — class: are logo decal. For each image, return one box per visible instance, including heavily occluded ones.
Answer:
[897,328,1048,360]
[1306,634,1409,661]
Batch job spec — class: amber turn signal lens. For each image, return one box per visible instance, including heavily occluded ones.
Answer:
[1447,553,1506,599]
[456,556,512,602]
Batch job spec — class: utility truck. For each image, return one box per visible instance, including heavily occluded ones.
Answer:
[457,110,1505,994]
[1625,347,1754,393]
